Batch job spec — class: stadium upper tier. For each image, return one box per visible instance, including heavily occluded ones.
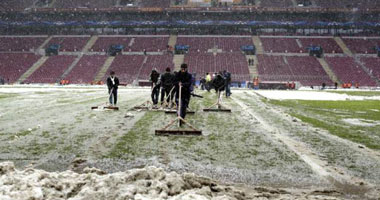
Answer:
[1,0,380,11]
[260,37,343,53]
[0,35,379,87]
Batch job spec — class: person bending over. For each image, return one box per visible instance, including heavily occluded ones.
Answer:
[107,71,119,106]
[212,71,226,93]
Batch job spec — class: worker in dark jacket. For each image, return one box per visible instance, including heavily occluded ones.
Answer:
[174,64,193,124]
[106,71,119,106]
[212,71,226,93]
[160,67,175,105]
[223,70,232,97]
[150,69,160,106]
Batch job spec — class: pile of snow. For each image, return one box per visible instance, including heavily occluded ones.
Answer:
[0,162,345,200]
[0,162,246,200]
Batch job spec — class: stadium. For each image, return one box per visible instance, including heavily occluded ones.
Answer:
[0,0,380,199]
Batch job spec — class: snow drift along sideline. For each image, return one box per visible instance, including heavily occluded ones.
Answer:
[0,162,344,200]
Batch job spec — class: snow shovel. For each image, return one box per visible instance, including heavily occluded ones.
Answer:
[91,88,119,110]
[155,85,202,136]
[159,86,175,110]
[132,83,156,110]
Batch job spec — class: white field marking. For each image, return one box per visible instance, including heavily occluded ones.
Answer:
[231,93,374,187]
[232,95,330,178]
[246,90,380,159]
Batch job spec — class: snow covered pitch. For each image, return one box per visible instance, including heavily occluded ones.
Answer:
[0,85,380,199]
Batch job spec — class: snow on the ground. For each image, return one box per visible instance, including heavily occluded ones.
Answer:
[255,90,380,101]
[1,86,379,199]
[0,85,150,93]
[342,118,380,127]
[0,162,344,200]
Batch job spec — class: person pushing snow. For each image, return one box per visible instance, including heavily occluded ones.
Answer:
[107,71,119,106]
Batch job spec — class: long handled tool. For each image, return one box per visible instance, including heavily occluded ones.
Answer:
[203,87,231,112]
[91,88,119,110]
[155,85,202,136]
[160,86,176,110]
[165,109,195,114]
[164,89,201,114]
[133,100,153,110]
[133,83,155,110]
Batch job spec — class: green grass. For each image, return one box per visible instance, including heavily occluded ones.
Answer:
[107,90,309,171]
[12,128,38,138]
[268,99,380,149]
[34,91,50,95]
[270,100,380,121]
[108,111,159,158]
[23,138,57,156]
[57,99,74,104]
[0,93,18,99]
[291,113,380,149]
[42,131,50,138]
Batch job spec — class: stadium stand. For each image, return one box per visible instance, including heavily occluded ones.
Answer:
[90,37,132,52]
[177,37,253,53]
[103,55,145,84]
[0,53,41,83]
[260,0,294,8]
[341,38,380,54]
[184,52,250,82]
[260,37,343,54]
[325,56,377,86]
[2,0,380,10]
[1,0,380,88]
[140,0,171,8]
[0,35,378,86]
[0,0,34,11]
[257,55,333,86]
[90,36,168,52]
[286,56,333,85]
[44,36,90,52]
[0,37,47,52]
[257,55,292,76]
[314,0,380,8]
[138,55,174,79]
[360,57,380,80]
[299,38,343,53]
[128,37,169,52]
[53,0,117,8]
[65,55,108,84]
[25,55,76,84]
[260,37,303,53]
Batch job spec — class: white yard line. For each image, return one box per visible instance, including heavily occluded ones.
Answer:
[231,94,374,190]
[232,95,330,178]
[248,90,380,160]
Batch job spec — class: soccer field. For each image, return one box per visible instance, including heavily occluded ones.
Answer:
[0,86,380,199]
